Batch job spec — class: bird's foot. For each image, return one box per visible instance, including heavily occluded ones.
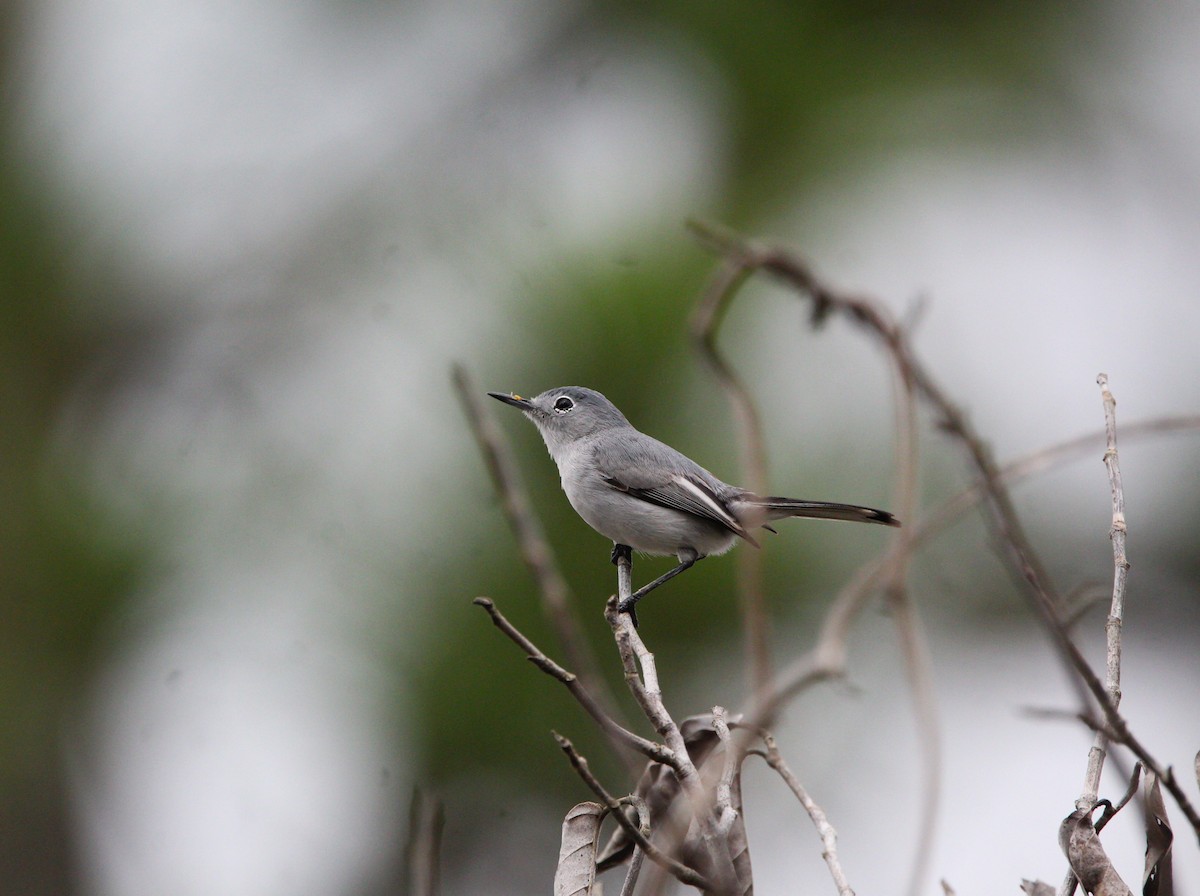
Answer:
[615,596,639,628]
[610,543,631,566]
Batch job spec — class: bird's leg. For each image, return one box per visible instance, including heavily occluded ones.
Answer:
[616,558,696,617]
[610,542,638,627]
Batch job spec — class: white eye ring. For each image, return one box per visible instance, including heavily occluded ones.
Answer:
[553,396,574,414]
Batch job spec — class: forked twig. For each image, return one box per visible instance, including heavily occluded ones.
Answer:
[473,597,672,765]
[691,223,1200,841]
[690,223,939,894]
[554,733,712,891]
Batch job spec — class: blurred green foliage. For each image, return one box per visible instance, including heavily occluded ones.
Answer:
[0,136,145,890]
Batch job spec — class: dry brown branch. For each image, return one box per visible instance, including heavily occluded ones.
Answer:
[402,788,444,896]
[688,233,942,896]
[916,416,1200,549]
[1094,763,1143,834]
[691,229,941,896]
[879,324,940,896]
[757,415,1200,727]
[751,733,855,896]
[690,256,773,700]
[554,733,713,891]
[473,597,672,765]
[453,364,623,728]
[687,220,1060,621]
[690,223,1200,842]
[608,552,741,894]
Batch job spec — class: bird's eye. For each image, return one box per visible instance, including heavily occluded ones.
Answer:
[553,396,574,413]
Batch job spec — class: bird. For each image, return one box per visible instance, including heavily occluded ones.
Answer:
[488,386,898,621]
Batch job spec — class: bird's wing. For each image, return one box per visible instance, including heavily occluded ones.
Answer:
[592,433,758,546]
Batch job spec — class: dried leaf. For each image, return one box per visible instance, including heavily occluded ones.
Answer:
[1142,772,1173,896]
[555,801,607,896]
[1020,881,1056,896]
[597,715,722,871]
[1059,808,1133,896]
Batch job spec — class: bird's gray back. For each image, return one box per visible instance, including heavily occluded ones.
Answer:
[584,427,730,494]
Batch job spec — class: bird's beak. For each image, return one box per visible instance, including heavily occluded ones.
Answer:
[487,391,534,411]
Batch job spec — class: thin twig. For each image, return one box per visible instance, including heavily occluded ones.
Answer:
[473,597,672,765]
[1094,762,1143,834]
[554,733,713,891]
[751,734,855,896]
[1060,374,1133,896]
[749,557,885,729]
[690,256,773,701]
[452,364,624,729]
[761,413,1200,722]
[402,788,444,896]
[756,415,1200,727]
[879,318,940,896]
[1097,372,1129,733]
[619,796,651,896]
[1078,376,1130,801]
[917,416,1200,550]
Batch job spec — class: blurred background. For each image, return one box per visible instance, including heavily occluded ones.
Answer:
[3,1,1199,893]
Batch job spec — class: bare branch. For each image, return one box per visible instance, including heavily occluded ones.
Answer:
[756,415,1200,728]
[1057,375,1132,896]
[618,796,651,896]
[878,321,940,896]
[1074,375,1130,805]
[473,597,672,765]
[751,734,855,896]
[690,255,773,700]
[554,732,713,891]
[688,220,1060,621]
[453,364,624,730]
[1097,373,1130,709]
[690,225,1200,841]
[1059,373,1134,896]
[1094,763,1143,834]
[916,415,1200,550]
[402,788,444,896]
[609,555,741,894]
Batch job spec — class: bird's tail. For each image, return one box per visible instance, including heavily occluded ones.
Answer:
[743,495,900,527]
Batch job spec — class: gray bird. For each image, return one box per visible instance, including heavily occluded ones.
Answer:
[489,386,898,621]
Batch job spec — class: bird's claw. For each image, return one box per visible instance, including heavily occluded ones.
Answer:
[616,597,639,628]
